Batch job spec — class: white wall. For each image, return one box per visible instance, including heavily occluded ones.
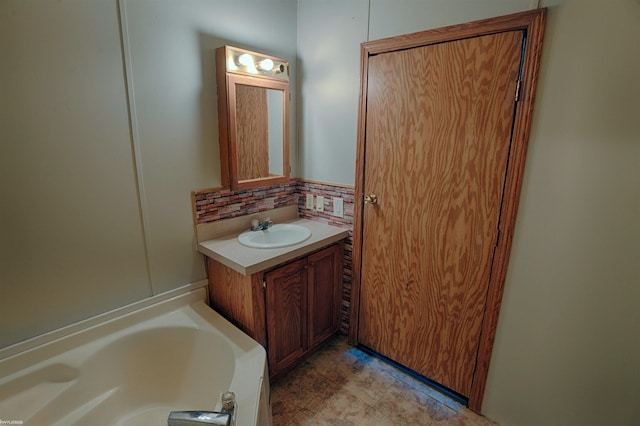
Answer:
[297,0,369,184]
[0,0,297,348]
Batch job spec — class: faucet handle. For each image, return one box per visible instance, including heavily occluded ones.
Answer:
[221,391,235,412]
[167,411,231,426]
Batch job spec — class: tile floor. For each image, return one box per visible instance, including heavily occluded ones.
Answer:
[270,336,498,425]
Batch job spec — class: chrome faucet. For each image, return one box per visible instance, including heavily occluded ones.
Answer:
[167,411,231,426]
[250,217,272,231]
[168,392,236,426]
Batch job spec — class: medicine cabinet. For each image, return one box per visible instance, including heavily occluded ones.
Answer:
[215,45,290,190]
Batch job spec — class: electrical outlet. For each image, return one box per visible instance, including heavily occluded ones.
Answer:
[333,197,344,218]
[305,194,314,209]
[316,195,324,212]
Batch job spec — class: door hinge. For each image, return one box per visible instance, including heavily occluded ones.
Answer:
[514,79,522,102]
[262,279,266,289]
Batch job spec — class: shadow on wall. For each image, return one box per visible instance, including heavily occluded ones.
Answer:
[197,32,228,184]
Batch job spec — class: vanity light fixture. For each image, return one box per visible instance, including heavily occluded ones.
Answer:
[223,46,289,81]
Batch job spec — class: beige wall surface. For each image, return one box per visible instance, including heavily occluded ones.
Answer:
[297,0,369,184]
[368,0,534,40]
[0,0,297,348]
[0,0,151,348]
[121,0,298,294]
[483,0,640,424]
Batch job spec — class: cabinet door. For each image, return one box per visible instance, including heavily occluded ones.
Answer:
[308,244,342,348]
[265,258,308,375]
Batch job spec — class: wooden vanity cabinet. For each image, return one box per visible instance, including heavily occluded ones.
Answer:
[306,245,343,348]
[206,243,343,378]
[264,258,308,375]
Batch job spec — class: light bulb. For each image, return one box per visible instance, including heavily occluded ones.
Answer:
[238,53,254,67]
[226,57,237,71]
[258,59,274,71]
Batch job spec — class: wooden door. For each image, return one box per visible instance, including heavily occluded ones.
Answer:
[353,11,546,409]
[308,244,342,348]
[265,258,308,375]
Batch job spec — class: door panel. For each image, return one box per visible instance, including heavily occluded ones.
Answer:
[358,30,524,397]
[308,244,342,348]
[265,258,308,375]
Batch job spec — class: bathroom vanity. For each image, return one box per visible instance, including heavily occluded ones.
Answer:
[196,206,348,378]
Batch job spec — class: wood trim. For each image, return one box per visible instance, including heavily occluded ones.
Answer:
[348,38,370,346]
[190,190,199,227]
[362,9,544,55]
[349,8,546,413]
[295,178,356,190]
[468,9,547,413]
[250,273,268,348]
[218,61,291,191]
[233,174,290,191]
[216,47,230,188]
[191,186,226,197]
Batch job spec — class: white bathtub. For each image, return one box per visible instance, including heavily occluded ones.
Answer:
[0,287,271,425]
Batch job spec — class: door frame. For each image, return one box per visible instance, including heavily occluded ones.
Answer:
[349,9,546,412]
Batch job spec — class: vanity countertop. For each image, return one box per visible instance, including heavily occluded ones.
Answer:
[197,218,349,276]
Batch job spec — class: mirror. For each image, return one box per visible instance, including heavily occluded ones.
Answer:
[235,85,284,180]
[216,46,290,190]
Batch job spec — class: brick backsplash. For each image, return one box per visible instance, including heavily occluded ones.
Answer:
[192,181,297,224]
[192,179,355,334]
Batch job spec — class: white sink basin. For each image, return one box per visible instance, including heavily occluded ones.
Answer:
[237,223,311,249]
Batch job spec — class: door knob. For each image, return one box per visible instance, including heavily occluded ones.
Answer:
[364,194,378,204]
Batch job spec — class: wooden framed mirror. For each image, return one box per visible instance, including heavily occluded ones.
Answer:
[216,46,290,190]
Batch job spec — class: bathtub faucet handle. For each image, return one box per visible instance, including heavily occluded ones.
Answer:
[167,411,231,426]
[221,391,235,412]
[221,391,236,425]
[167,392,236,425]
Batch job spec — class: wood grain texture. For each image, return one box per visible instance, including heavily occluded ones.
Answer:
[216,45,291,190]
[468,9,547,413]
[351,9,546,412]
[265,258,308,375]
[308,243,342,349]
[230,74,291,191]
[206,258,267,347]
[236,84,269,180]
[358,31,523,397]
[206,243,343,380]
[216,47,230,187]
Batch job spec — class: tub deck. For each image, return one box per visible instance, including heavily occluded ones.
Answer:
[0,287,271,426]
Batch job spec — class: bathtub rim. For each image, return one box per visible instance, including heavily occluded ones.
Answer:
[0,280,209,361]
[0,281,270,426]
